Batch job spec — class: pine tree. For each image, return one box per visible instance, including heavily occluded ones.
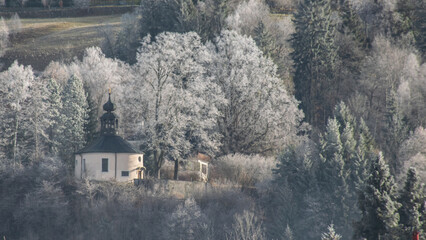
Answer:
[253,21,276,59]
[60,74,88,169]
[268,142,316,239]
[284,224,294,240]
[46,78,64,155]
[340,1,368,48]
[383,87,409,175]
[25,78,50,161]
[291,0,339,127]
[398,168,425,238]
[321,224,342,240]
[355,152,401,240]
[354,118,375,188]
[83,82,98,144]
[317,118,350,235]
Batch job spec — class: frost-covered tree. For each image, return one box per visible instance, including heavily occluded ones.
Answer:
[209,30,304,155]
[213,153,277,187]
[321,224,342,240]
[227,0,295,90]
[398,168,425,239]
[284,224,294,240]
[397,55,426,128]
[72,47,126,125]
[226,0,270,36]
[0,17,9,58]
[125,32,221,178]
[359,36,415,136]
[317,118,351,236]
[8,13,22,36]
[60,74,88,169]
[383,87,409,174]
[347,0,402,44]
[46,78,64,155]
[227,209,266,240]
[164,198,208,240]
[0,61,34,164]
[355,152,401,240]
[26,78,51,161]
[398,127,426,190]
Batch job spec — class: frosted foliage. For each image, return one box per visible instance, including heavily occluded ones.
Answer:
[213,153,277,187]
[165,198,207,240]
[0,17,9,58]
[226,0,270,36]
[127,32,221,160]
[72,47,126,117]
[42,61,70,86]
[8,13,22,36]
[0,62,34,161]
[209,31,304,154]
[397,56,426,127]
[321,224,342,240]
[228,210,266,240]
[360,36,420,130]
[398,127,426,188]
[0,61,32,111]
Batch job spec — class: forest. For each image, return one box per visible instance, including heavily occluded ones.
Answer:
[0,0,425,239]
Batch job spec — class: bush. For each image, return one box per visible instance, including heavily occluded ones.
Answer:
[211,153,277,187]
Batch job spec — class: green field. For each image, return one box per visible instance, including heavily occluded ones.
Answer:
[2,15,122,71]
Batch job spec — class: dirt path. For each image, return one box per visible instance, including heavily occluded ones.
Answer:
[1,15,122,71]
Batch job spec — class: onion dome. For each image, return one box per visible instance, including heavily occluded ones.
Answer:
[103,89,116,112]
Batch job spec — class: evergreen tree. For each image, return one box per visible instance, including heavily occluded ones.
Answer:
[354,118,376,188]
[398,168,425,238]
[340,1,368,48]
[321,224,342,240]
[268,141,316,239]
[284,224,294,240]
[25,78,50,161]
[355,152,401,240]
[317,118,350,236]
[46,78,64,155]
[383,88,409,175]
[253,21,276,59]
[291,0,339,127]
[60,74,88,170]
[83,82,98,144]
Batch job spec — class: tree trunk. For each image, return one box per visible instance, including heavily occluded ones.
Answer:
[13,116,19,165]
[154,149,164,179]
[173,158,179,180]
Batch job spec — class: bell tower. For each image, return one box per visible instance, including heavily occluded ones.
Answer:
[100,89,118,135]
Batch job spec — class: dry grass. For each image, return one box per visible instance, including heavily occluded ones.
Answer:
[2,15,122,71]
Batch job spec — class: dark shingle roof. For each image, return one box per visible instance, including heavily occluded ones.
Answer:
[76,135,140,154]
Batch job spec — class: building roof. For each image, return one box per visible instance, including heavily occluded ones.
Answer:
[76,134,140,154]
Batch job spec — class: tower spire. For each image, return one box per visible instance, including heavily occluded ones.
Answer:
[100,89,118,135]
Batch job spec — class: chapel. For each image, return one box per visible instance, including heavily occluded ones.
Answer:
[75,90,144,182]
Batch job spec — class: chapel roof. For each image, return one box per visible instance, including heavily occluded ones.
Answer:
[76,134,139,154]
